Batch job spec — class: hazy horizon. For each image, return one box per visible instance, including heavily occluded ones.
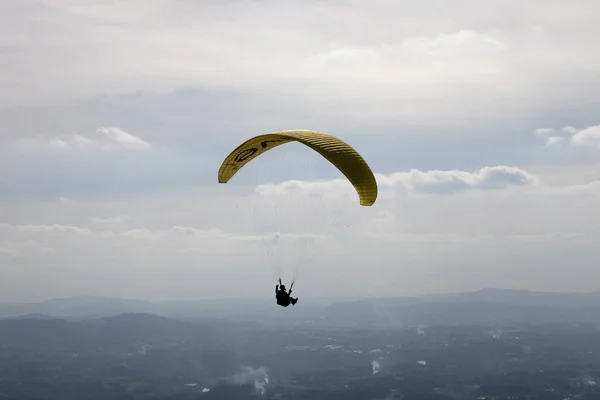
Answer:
[2,1,600,302]
[4,285,600,307]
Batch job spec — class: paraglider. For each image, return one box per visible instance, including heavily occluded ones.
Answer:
[218,129,377,306]
[218,129,378,206]
[276,279,298,307]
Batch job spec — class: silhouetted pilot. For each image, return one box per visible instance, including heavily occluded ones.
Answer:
[276,279,298,307]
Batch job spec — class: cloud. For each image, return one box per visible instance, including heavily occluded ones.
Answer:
[534,128,554,137]
[562,126,579,135]
[90,215,132,225]
[400,29,508,57]
[0,125,190,201]
[59,197,78,205]
[95,127,151,149]
[2,0,599,132]
[0,223,331,252]
[545,136,564,147]
[380,166,537,194]
[307,29,509,79]
[0,244,25,259]
[2,162,600,302]
[534,124,600,150]
[257,166,537,199]
[10,224,92,235]
[12,127,151,153]
[572,125,600,149]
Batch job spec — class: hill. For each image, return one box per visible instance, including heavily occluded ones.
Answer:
[4,288,600,328]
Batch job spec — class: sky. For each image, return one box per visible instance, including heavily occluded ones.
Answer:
[1,0,600,302]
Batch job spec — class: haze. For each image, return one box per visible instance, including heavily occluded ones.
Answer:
[1,0,599,302]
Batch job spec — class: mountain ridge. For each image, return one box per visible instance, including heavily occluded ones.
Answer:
[3,288,600,327]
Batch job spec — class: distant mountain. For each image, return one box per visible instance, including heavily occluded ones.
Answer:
[0,296,157,319]
[422,287,600,308]
[5,313,60,320]
[4,288,600,328]
[307,288,600,328]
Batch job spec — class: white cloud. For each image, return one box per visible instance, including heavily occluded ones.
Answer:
[1,0,599,131]
[257,166,537,199]
[572,125,600,149]
[534,124,600,150]
[307,29,509,79]
[2,162,600,302]
[96,127,151,149]
[384,166,537,193]
[401,29,508,57]
[562,126,579,134]
[0,244,23,259]
[367,210,396,231]
[59,197,77,205]
[12,127,151,153]
[545,136,564,146]
[11,224,92,235]
[534,128,554,137]
[90,215,131,225]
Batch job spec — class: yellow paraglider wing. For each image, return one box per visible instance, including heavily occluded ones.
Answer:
[217,129,378,206]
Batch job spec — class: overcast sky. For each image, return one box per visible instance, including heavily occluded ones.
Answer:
[1,0,600,302]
